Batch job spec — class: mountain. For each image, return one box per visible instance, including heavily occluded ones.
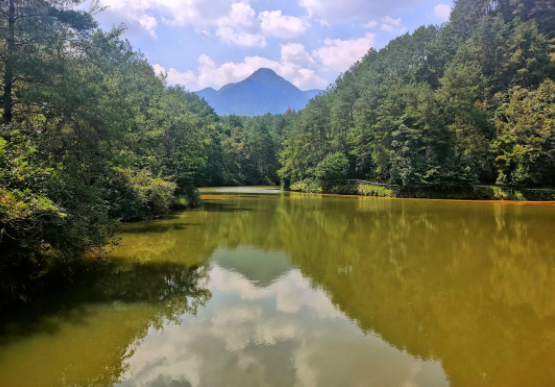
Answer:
[195,68,323,116]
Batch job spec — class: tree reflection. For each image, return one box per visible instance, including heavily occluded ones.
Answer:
[0,259,211,387]
[2,195,555,387]
[198,196,555,387]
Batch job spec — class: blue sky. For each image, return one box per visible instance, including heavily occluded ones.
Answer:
[85,0,453,91]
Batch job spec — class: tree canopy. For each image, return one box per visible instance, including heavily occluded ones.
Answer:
[278,0,555,189]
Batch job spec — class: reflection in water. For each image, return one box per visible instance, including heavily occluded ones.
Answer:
[1,191,555,387]
[0,260,211,387]
[118,259,448,387]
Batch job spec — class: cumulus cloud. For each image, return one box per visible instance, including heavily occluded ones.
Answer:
[312,33,375,72]
[154,52,327,91]
[97,0,308,46]
[364,20,379,28]
[379,16,407,34]
[300,0,421,24]
[152,63,197,85]
[364,16,407,34]
[259,10,309,39]
[434,4,452,22]
[216,26,267,48]
[118,262,450,387]
[281,43,315,65]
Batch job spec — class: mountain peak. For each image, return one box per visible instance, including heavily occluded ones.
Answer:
[247,68,282,82]
[252,68,278,76]
[194,69,323,116]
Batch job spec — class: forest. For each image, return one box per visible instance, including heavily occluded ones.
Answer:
[1,0,555,303]
[280,0,555,191]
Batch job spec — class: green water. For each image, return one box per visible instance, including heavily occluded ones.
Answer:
[1,188,555,387]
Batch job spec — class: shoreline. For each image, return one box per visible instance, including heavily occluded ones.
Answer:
[288,180,555,203]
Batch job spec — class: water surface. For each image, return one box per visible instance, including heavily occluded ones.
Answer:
[1,189,555,387]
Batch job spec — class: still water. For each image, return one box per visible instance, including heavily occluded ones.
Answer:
[1,188,555,387]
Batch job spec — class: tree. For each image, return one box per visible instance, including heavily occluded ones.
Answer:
[315,152,349,180]
[492,80,555,186]
[0,0,96,123]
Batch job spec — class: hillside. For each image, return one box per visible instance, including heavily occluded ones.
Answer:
[195,69,322,116]
[279,0,555,190]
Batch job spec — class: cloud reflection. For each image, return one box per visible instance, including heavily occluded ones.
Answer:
[118,250,449,387]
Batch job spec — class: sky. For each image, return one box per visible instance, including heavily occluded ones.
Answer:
[83,0,454,92]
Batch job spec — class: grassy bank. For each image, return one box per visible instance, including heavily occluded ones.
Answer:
[290,179,555,201]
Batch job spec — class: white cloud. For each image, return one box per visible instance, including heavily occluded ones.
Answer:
[216,26,267,48]
[99,0,266,46]
[281,43,315,65]
[379,16,407,34]
[364,20,378,28]
[312,33,375,72]
[434,4,452,22]
[299,0,421,24]
[116,263,450,387]
[382,16,402,26]
[213,3,267,47]
[259,10,308,39]
[98,0,309,46]
[364,16,407,34]
[138,14,158,37]
[153,63,197,85]
[154,52,327,91]
[294,69,324,90]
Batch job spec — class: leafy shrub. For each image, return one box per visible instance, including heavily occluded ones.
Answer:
[471,186,526,201]
[358,184,397,197]
[109,168,177,221]
[490,186,525,201]
[291,179,323,193]
[326,184,358,194]
[315,152,349,180]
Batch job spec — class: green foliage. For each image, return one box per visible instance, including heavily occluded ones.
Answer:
[280,0,555,193]
[315,152,349,180]
[0,2,217,305]
[290,180,323,193]
[199,114,289,186]
[357,184,397,197]
[108,168,177,221]
[492,80,555,186]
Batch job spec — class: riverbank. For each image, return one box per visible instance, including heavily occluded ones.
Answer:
[290,179,555,201]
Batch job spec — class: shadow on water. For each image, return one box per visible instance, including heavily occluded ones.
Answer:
[200,201,254,213]
[120,222,198,235]
[0,260,212,348]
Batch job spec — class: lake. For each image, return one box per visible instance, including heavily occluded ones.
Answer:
[1,187,555,387]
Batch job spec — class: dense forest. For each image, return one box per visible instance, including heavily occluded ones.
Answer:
[2,0,555,303]
[280,0,555,191]
[0,0,289,302]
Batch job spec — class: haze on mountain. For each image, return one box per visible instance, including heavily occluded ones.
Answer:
[195,68,323,116]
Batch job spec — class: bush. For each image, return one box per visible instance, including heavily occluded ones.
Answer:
[109,168,177,221]
[490,186,525,201]
[291,179,323,193]
[358,184,397,197]
[315,152,349,180]
[0,129,112,306]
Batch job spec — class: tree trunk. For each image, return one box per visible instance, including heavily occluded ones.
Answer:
[3,0,16,124]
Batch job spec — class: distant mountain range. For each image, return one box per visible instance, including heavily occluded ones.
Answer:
[195,68,323,116]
